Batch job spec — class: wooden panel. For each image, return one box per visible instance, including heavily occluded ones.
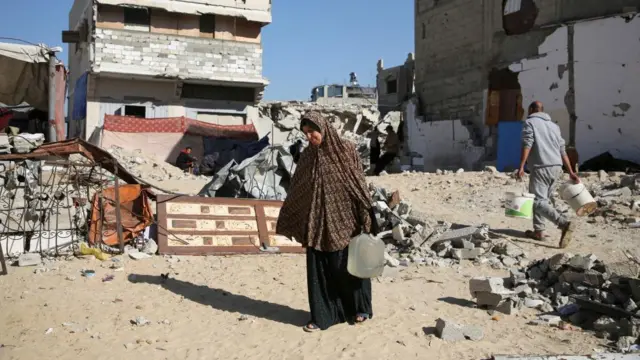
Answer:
[485,90,500,126]
[157,195,303,255]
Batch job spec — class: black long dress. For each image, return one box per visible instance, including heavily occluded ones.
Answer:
[306,246,373,330]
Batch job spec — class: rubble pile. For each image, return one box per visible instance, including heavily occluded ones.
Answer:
[103,146,210,195]
[369,184,529,269]
[257,102,403,170]
[469,252,640,350]
[588,172,640,228]
[0,132,45,154]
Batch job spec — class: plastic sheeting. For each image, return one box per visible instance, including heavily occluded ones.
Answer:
[202,135,270,173]
[72,72,88,121]
[199,145,296,200]
[0,43,51,111]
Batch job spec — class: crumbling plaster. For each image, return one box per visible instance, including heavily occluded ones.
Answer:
[507,14,640,164]
[573,14,640,164]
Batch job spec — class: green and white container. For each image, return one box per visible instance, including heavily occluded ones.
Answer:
[504,192,535,219]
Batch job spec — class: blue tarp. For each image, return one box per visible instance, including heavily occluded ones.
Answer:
[72,72,88,120]
[497,121,523,172]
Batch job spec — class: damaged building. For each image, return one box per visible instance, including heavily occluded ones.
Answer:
[65,0,271,142]
[411,0,640,171]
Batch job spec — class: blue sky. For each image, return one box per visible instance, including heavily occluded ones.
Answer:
[0,0,414,101]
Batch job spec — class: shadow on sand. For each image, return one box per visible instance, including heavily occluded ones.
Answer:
[128,274,308,327]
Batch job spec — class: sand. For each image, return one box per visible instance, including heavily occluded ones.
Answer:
[1,171,638,360]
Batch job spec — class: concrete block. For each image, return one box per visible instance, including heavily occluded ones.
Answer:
[435,318,484,342]
[18,253,42,267]
[476,292,513,307]
[392,224,405,243]
[469,277,506,295]
[493,299,521,315]
[451,248,483,260]
[548,252,574,270]
[568,254,598,271]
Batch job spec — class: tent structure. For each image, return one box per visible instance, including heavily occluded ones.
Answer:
[99,115,260,165]
[0,42,66,141]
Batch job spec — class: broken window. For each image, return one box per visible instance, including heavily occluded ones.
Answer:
[200,14,216,37]
[327,85,343,98]
[386,79,397,94]
[124,7,150,32]
[124,105,146,118]
[502,0,538,35]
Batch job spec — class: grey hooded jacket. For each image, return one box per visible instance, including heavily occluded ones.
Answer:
[522,112,566,169]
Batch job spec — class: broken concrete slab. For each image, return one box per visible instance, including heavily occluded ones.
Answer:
[434,318,484,342]
[18,253,42,267]
[476,292,515,307]
[568,254,598,271]
[548,252,574,271]
[528,314,562,326]
[451,248,483,260]
[469,277,507,295]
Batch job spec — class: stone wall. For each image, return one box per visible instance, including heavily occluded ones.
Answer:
[93,28,264,83]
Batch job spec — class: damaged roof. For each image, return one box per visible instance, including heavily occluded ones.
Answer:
[96,0,272,24]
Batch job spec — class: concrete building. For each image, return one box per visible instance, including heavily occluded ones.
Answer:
[376,54,415,116]
[310,84,377,106]
[411,0,640,170]
[65,0,271,141]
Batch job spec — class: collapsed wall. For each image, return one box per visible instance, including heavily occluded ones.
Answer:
[254,101,402,170]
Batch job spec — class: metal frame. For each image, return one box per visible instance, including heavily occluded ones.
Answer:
[156,194,303,255]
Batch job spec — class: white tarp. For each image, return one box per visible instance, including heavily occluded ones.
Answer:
[0,43,52,111]
[96,0,272,23]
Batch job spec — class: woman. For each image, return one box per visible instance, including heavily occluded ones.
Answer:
[276,111,377,332]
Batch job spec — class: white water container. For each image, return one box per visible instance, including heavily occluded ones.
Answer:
[347,233,386,279]
[560,182,597,216]
[504,192,535,220]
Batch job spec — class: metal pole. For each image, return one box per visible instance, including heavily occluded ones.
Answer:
[113,161,125,253]
[47,51,57,142]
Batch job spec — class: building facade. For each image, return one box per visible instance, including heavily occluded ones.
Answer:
[310,84,377,106]
[66,0,271,141]
[376,54,415,116]
[412,0,640,168]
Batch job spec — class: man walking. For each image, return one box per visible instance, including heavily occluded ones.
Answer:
[518,101,579,248]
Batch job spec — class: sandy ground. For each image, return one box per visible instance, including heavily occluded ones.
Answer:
[1,171,638,360]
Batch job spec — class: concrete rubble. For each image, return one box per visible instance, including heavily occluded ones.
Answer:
[434,317,484,342]
[587,173,640,228]
[257,101,403,172]
[371,184,528,271]
[469,252,640,351]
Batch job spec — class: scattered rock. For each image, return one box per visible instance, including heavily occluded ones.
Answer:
[131,316,151,326]
[129,252,152,261]
[434,318,484,342]
[18,253,42,267]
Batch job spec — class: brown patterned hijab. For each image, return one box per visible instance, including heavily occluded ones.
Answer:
[276,111,372,252]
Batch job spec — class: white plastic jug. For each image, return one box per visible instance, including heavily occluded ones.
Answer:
[347,233,386,279]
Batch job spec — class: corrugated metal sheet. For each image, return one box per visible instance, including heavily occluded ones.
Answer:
[504,0,522,15]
